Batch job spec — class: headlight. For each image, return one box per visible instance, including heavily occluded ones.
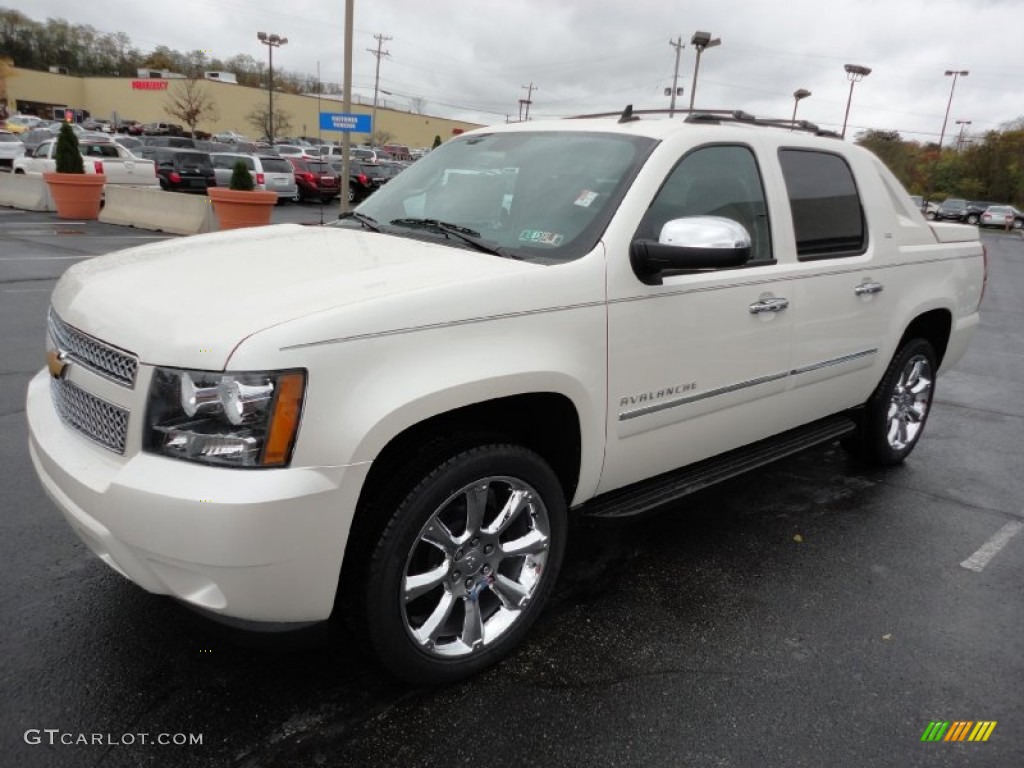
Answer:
[145,368,306,468]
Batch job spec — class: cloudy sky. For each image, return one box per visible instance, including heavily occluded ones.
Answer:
[26,0,1024,142]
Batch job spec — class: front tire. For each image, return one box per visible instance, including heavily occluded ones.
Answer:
[363,443,566,685]
[857,339,937,466]
[966,213,980,225]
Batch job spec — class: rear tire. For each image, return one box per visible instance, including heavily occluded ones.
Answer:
[853,339,938,466]
[362,443,566,685]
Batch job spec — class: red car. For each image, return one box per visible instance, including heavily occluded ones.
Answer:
[286,157,339,203]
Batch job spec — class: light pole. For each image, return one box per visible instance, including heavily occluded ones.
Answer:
[955,119,972,152]
[791,88,811,130]
[841,64,871,139]
[257,31,288,144]
[688,31,721,110]
[937,70,968,150]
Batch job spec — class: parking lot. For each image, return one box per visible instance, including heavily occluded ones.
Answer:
[1,208,1021,767]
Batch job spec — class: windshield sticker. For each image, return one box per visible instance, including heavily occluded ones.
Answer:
[519,229,564,246]
[574,190,599,207]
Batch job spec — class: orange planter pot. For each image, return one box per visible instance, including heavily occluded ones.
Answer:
[43,172,107,220]
[209,188,279,231]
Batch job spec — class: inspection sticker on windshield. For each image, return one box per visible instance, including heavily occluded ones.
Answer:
[574,190,599,207]
[519,229,564,246]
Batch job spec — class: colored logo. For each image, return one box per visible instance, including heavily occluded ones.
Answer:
[47,349,70,380]
[920,721,997,742]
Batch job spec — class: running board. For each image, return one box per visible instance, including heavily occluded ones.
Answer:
[577,415,857,520]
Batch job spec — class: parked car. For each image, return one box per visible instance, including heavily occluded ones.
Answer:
[142,122,183,136]
[286,157,339,202]
[210,153,298,202]
[213,130,248,144]
[935,198,968,221]
[274,144,322,161]
[112,136,144,151]
[327,159,385,202]
[13,138,159,186]
[979,205,1023,229]
[18,129,55,153]
[0,130,26,168]
[141,136,196,149]
[26,114,985,685]
[137,147,215,193]
[318,145,381,164]
[3,115,43,134]
[962,200,1000,225]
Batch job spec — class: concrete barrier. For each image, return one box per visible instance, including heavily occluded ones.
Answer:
[99,186,217,235]
[0,173,55,212]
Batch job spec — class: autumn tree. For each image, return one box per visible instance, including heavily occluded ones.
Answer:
[164,75,219,136]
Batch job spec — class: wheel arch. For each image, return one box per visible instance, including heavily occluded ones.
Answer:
[898,308,952,368]
[335,391,583,618]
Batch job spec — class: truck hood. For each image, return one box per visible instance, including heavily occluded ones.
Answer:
[52,224,535,368]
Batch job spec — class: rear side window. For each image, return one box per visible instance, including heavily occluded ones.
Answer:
[779,149,866,260]
[260,158,292,173]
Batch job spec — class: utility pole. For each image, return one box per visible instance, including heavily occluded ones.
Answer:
[668,36,684,117]
[519,82,536,121]
[367,33,391,141]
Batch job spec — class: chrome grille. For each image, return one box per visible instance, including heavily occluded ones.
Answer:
[50,377,129,454]
[47,308,138,388]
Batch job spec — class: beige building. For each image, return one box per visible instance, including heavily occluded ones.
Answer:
[3,67,482,147]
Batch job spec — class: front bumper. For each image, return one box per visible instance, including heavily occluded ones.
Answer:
[26,368,368,624]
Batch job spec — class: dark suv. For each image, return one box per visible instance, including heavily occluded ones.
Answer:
[936,198,968,222]
[139,148,215,193]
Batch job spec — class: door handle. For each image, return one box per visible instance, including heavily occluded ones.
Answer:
[855,281,884,296]
[748,297,790,314]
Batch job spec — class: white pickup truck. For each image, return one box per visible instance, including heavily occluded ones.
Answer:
[26,109,984,684]
[13,138,159,186]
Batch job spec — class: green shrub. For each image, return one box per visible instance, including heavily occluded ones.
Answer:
[229,159,255,191]
[54,122,84,174]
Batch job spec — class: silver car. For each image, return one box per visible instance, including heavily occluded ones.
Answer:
[210,153,298,202]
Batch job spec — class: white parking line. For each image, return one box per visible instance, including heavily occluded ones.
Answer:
[960,521,1023,572]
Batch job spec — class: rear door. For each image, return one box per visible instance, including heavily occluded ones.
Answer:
[775,148,889,415]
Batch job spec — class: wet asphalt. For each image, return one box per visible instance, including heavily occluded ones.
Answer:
[1,206,1021,767]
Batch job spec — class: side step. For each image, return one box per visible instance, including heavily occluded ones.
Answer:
[577,415,857,520]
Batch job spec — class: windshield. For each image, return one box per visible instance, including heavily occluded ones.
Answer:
[334,130,656,263]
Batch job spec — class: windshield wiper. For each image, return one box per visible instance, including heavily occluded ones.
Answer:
[389,218,520,259]
[337,211,382,232]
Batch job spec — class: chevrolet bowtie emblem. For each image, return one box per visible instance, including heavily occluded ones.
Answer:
[47,349,70,379]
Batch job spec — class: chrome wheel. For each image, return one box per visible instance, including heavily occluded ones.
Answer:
[401,475,551,659]
[885,354,932,451]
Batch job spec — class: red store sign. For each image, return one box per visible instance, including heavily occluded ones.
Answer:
[131,80,169,91]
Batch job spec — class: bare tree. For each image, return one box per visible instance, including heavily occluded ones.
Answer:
[246,105,293,142]
[408,96,427,115]
[164,75,219,136]
[370,129,394,146]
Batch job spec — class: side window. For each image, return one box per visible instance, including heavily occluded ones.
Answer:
[779,149,866,259]
[635,145,772,263]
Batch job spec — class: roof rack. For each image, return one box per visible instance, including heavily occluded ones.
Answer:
[568,105,842,139]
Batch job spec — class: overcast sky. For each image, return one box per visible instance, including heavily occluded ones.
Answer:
[25,0,1024,143]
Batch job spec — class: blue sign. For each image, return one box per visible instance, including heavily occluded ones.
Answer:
[319,112,372,133]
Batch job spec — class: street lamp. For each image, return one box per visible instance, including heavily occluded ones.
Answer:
[256,31,288,143]
[688,31,721,110]
[955,119,972,152]
[791,88,811,130]
[937,69,968,150]
[841,63,871,139]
